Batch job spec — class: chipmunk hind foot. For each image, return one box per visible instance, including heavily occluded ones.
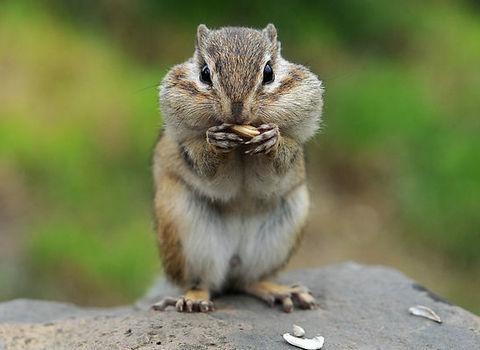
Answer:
[245,281,316,313]
[151,287,214,313]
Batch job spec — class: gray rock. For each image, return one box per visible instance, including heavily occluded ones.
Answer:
[0,262,478,349]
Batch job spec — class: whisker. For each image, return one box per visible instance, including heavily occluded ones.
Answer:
[134,82,160,94]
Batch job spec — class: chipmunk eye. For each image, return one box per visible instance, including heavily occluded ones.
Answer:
[262,62,274,84]
[200,64,212,85]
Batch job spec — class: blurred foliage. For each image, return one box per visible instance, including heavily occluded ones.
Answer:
[0,1,161,304]
[0,0,479,310]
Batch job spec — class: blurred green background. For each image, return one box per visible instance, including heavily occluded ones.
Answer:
[0,0,479,313]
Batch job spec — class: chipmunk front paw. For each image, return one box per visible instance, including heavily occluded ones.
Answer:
[206,123,244,153]
[244,123,279,155]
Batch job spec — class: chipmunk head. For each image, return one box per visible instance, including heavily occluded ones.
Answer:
[160,24,323,141]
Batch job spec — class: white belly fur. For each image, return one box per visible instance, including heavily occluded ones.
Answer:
[173,184,309,291]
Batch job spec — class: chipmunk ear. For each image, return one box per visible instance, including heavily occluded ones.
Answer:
[262,23,277,44]
[196,24,210,50]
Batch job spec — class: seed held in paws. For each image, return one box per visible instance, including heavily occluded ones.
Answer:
[230,125,261,138]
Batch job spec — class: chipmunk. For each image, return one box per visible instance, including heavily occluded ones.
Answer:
[152,24,324,313]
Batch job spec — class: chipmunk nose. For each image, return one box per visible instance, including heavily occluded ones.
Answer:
[231,101,244,124]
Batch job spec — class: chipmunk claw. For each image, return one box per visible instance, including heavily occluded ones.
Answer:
[245,281,317,313]
[289,284,317,310]
[244,123,279,155]
[277,285,316,313]
[151,296,178,311]
[175,296,213,313]
[207,124,244,153]
[175,296,214,313]
[151,295,214,313]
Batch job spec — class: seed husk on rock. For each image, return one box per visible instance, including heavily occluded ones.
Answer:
[283,333,325,350]
[292,324,305,337]
[408,305,442,323]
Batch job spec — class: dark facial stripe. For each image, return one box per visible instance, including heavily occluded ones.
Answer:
[175,81,199,96]
[179,145,195,169]
[202,27,269,101]
[276,68,305,95]
[171,67,186,81]
[231,101,243,123]
[257,68,305,103]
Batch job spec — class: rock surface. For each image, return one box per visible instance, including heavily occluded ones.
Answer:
[0,262,478,349]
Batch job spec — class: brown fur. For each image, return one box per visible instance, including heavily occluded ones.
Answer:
[276,69,305,95]
[153,24,324,309]
[202,27,269,101]
[179,137,228,178]
[257,67,307,104]
[270,136,304,175]
[184,288,210,302]
[154,173,187,286]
